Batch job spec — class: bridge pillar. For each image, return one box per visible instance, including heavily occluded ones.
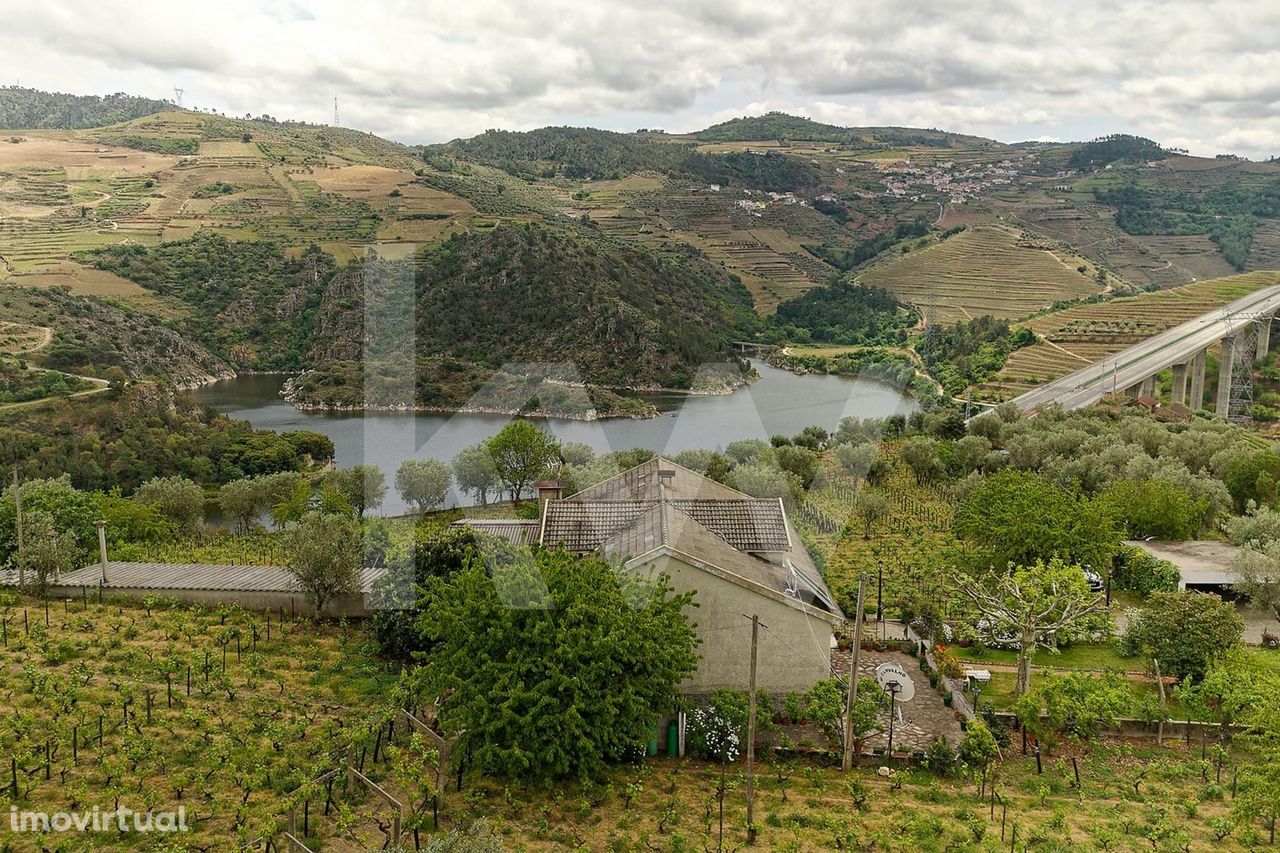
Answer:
[1139,375,1156,398]
[1259,317,1274,360]
[1189,349,1207,410]
[1216,330,1243,418]
[1171,362,1189,407]
[1124,382,1143,398]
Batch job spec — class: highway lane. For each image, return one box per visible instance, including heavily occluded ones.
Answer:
[1007,283,1280,414]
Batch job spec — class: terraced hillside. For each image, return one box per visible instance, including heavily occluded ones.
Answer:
[977,270,1280,400]
[857,224,1103,322]
[0,111,476,296]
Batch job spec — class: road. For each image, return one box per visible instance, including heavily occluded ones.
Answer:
[1007,283,1280,413]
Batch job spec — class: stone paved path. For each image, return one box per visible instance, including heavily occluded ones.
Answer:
[830,647,964,751]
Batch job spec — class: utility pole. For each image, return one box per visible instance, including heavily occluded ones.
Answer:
[842,575,867,770]
[744,613,761,841]
[12,467,23,587]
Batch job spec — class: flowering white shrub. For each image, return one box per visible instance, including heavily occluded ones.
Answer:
[687,706,741,763]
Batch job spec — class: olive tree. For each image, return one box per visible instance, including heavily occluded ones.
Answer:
[452,444,499,507]
[135,476,205,536]
[324,464,387,519]
[396,458,453,513]
[284,511,363,613]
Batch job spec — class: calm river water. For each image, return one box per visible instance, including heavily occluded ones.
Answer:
[191,360,916,514]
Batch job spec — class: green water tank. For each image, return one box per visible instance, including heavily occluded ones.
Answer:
[666,719,679,757]
[646,725,659,757]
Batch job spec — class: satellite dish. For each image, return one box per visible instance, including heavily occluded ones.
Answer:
[875,661,915,702]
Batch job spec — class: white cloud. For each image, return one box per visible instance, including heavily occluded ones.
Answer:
[1,0,1277,159]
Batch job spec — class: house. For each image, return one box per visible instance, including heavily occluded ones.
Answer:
[454,458,845,694]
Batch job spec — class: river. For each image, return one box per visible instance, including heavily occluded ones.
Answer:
[191,360,916,514]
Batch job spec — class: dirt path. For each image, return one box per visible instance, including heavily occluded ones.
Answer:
[1040,338,1093,364]
[0,322,53,354]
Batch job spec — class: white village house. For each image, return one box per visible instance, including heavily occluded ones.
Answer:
[456,457,846,694]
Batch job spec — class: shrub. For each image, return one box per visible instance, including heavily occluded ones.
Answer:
[1111,545,1180,597]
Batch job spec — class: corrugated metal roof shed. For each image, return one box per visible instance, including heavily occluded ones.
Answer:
[51,562,387,593]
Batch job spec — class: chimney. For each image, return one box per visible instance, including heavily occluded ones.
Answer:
[95,519,109,585]
[657,468,676,498]
[533,480,565,510]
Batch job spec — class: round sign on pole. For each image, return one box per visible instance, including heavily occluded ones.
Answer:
[874,661,915,702]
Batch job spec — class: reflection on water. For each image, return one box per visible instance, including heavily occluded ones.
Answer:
[192,360,917,514]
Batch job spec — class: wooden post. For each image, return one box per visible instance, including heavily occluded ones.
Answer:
[745,613,760,841]
[12,467,23,588]
[843,575,867,771]
[1153,657,1167,745]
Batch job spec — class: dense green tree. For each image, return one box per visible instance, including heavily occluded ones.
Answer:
[1122,591,1244,682]
[368,525,479,660]
[1013,670,1133,755]
[14,512,77,597]
[1225,451,1280,512]
[900,436,943,485]
[396,459,453,513]
[0,475,101,567]
[852,490,890,540]
[730,462,802,506]
[283,511,363,613]
[954,469,1121,572]
[1097,479,1206,539]
[416,547,697,779]
[486,421,559,503]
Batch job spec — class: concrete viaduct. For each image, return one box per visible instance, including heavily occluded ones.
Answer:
[1005,284,1280,417]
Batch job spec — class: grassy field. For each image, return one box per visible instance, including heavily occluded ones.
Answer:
[858,224,1102,323]
[979,270,1280,400]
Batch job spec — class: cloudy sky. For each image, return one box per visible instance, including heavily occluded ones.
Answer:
[4,0,1279,158]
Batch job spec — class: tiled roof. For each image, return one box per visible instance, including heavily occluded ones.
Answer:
[49,562,386,594]
[541,501,654,552]
[451,519,541,546]
[669,499,790,551]
[568,457,749,502]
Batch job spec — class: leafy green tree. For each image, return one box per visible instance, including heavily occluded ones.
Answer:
[1225,451,1280,511]
[775,445,819,488]
[452,445,500,507]
[1122,591,1244,683]
[954,469,1121,572]
[485,420,559,503]
[730,462,802,506]
[134,475,205,536]
[0,474,100,566]
[1097,479,1205,539]
[269,478,313,529]
[368,525,479,660]
[1013,670,1132,755]
[324,464,387,519]
[958,557,1106,695]
[396,458,453,513]
[283,511,363,613]
[957,718,1000,784]
[417,548,697,780]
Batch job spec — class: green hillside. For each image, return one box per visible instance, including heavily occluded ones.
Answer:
[0,87,174,129]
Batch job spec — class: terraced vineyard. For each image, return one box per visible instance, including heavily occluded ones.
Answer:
[858,224,1102,322]
[977,270,1280,401]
